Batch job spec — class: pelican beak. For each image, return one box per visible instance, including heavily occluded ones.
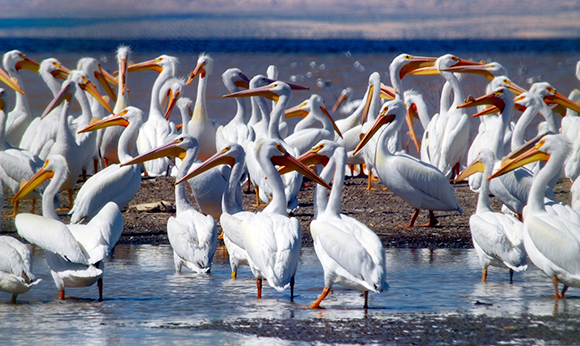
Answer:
[164,88,181,120]
[0,66,24,95]
[488,133,550,180]
[361,84,374,124]
[284,82,309,91]
[78,109,130,133]
[284,102,309,118]
[15,53,40,72]
[543,87,580,114]
[278,144,329,175]
[41,82,73,119]
[454,157,485,183]
[127,58,163,74]
[186,61,206,86]
[440,63,497,81]
[92,65,118,104]
[380,83,397,100]
[409,57,482,76]
[223,84,280,102]
[49,61,70,80]
[323,106,343,139]
[399,56,437,79]
[175,146,236,185]
[11,159,54,204]
[406,103,420,152]
[457,90,506,116]
[504,79,527,95]
[79,76,114,114]
[234,72,250,89]
[331,93,348,113]
[270,143,331,190]
[122,137,187,167]
[353,108,396,155]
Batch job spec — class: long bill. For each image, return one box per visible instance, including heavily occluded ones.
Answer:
[457,89,506,115]
[269,146,332,190]
[454,157,485,183]
[41,82,73,119]
[95,65,119,103]
[398,56,437,79]
[163,88,181,120]
[543,87,580,114]
[77,109,130,133]
[0,66,24,95]
[223,84,280,102]
[488,135,550,181]
[353,111,396,156]
[79,76,114,114]
[277,147,329,175]
[405,103,421,152]
[11,160,54,204]
[175,147,237,185]
[126,58,163,74]
[121,137,187,167]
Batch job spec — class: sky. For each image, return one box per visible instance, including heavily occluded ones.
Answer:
[1,0,580,39]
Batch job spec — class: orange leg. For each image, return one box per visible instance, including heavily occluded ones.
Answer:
[98,278,103,301]
[253,187,267,207]
[59,289,65,300]
[307,286,331,309]
[93,158,99,174]
[103,158,109,168]
[364,291,369,309]
[357,164,367,177]
[561,285,569,298]
[366,172,378,190]
[418,210,438,227]
[31,199,36,214]
[256,278,262,299]
[482,268,487,283]
[552,276,563,299]
[7,200,19,217]
[231,271,237,279]
[403,209,421,228]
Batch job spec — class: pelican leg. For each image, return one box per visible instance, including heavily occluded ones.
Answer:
[7,200,19,217]
[31,199,36,214]
[509,269,514,284]
[231,271,237,279]
[366,172,378,191]
[290,277,295,302]
[82,169,87,181]
[68,189,74,209]
[11,294,17,304]
[357,164,367,177]
[59,289,65,300]
[253,187,266,207]
[552,276,563,299]
[364,291,369,309]
[93,158,99,174]
[103,158,109,168]
[307,286,331,309]
[256,278,262,299]
[561,285,569,299]
[419,210,438,227]
[98,278,103,301]
[218,231,224,240]
[516,214,523,222]
[403,209,421,228]
[246,173,252,192]
[482,268,487,282]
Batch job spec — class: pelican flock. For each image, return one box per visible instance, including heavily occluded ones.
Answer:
[1,47,580,309]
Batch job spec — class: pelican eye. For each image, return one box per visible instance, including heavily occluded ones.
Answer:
[176,137,184,143]
[380,106,389,116]
[275,144,285,153]
[514,95,524,101]
[495,89,504,96]
[120,109,128,116]
[155,57,163,63]
[404,55,412,59]
[313,144,324,153]
[18,52,26,59]
[451,56,459,61]
[546,86,555,93]
[223,146,230,152]
[82,76,89,84]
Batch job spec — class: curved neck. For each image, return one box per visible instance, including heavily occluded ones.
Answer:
[512,104,539,150]
[325,148,346,217]
[117,120,140,162]
[0,110,7,150]
[439,81,452,115]
[40,71,61,96]
[75,87,93,123]
[192,75,208,123]
[476,162,494,214]
[441,71,464,109]
[249,96,262,126]
[222,157,245,215]
[261,156,287,215]
[175,148,197,214]
[149,69,171,121]
[528,154,562,212]
[268,95,289,140]
[42,171,66,221]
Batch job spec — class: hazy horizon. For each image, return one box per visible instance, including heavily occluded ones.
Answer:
[1,0,580,40]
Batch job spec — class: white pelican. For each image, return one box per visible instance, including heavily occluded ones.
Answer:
[185,54,218,161]
[0,235,41,303]
[129,54,178,176]
[455,149,527,283]
[122,135,219,274]
[177,143,249,278]
[331,87,361,115]
[2,50,39,146]
[215,68,252,150]
[18,57,69,157]
[70,106,144,224]
[41,78,110,208]
[354,99,462,227]
[489,134,580,299]
[220,138,330,299]
[100,46,131,168]
[410,54,481,179]
[247,74,275,140]
[12,155,123,300]
[295,140,387,308]
[283,94,342,155]
[0,87,46,216]
[224,81,304,212]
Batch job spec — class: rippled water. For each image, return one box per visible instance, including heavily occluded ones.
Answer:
[2,244,579,344]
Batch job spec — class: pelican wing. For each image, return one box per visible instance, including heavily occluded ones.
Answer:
[15,214,89,265]
[167,210,218,271]
[69,164,141,223]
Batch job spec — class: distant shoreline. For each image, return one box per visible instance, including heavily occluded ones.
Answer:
[2,38,580,54]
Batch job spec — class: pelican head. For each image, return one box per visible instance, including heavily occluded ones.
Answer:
[186,53,213,86]
[77,106,143,133]
[121,134,196,167]
[285,94,343,138]
[12,155,68,204]
[175,143,244,185]
[353,100,404,155]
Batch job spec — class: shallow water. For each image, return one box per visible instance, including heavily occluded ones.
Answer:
[1,244,579,344]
